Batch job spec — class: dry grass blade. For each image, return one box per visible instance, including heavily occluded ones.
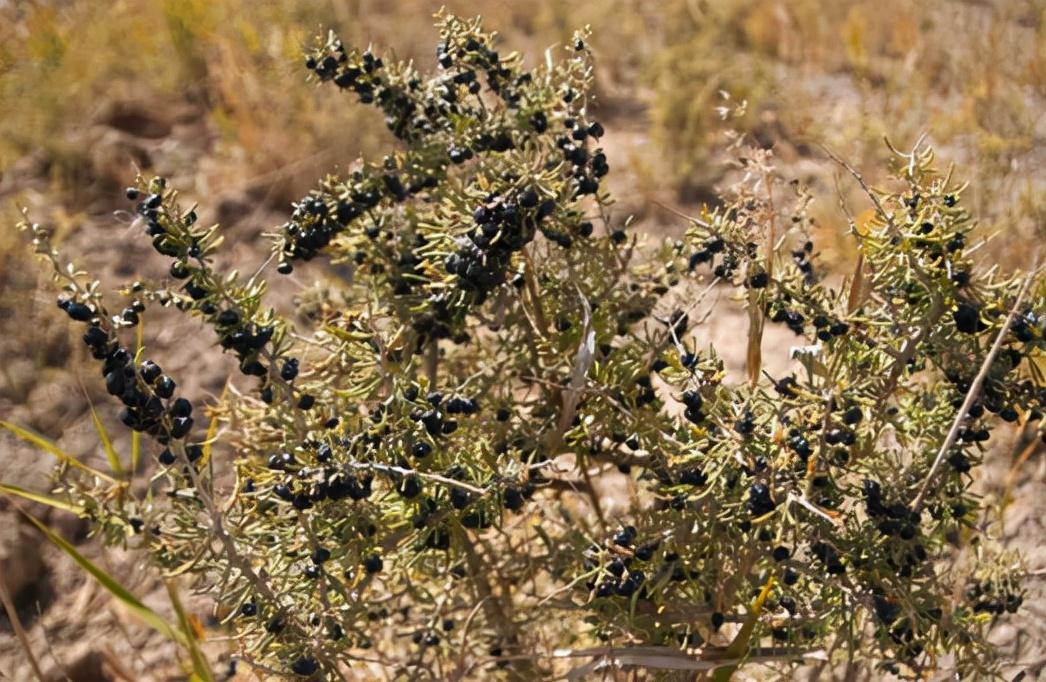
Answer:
[0,580,45,682]
[746,290,764,386]
[846,251,867,315]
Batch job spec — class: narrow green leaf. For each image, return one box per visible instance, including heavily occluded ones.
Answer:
[86,396,124,476]
[21,511,185,646]
[0,483,83,514]
[165,581,215,682]
[0,421,116,484]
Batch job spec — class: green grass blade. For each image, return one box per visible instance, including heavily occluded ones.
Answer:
[131,430,141,474]
[86,396,124,476]
[0,483,84,515]
[1,421,117,484]
[21,511,185,646]
[165,581,215,682]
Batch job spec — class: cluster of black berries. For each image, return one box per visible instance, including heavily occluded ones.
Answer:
[436,35,512,103]
[811,315,849,342]
[784,428,813,462]
[59,296,193,444]
[279,181,386,264]
[126,184,300,404]
[265,458,376,511]
[216,316,274,375]
[941,358,1044,440]
[588,527,655,599]
[127,181,182,246]
[966,580,1022,616]
[127,183,208,268]
[554,117,607,200]
[862,479,923,538]
[790,241,816,284]
[1011,309,1043,343]
[679,389,705,425]
[809,541,845,575]
[687,235,726,273]
[284,31,567,268]
[445,191,549,304]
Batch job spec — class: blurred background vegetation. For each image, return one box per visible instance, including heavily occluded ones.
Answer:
[2,0,1043,252]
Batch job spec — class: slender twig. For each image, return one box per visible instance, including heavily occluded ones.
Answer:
[342,461,486,495]
[911,275,1032,512]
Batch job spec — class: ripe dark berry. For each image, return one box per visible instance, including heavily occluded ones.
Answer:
[170,398,192,418]
[399,476,422,498]
[290,657,319,676]
[152,375,175,398]
[711,612,725,629]
[311,547,331,565]
[140,360,162,384]
[953,302,985,334]
[747,272,769,288]
[772,546,791,562]
[297,394,315,410]
[504,486,524,511]
[240,601,257,617]
[841,406,863,425]
[126,187,140,200]
[411,441,432,458]
[82,326,108,348]
[281,358,300,381]
[185,444,203,462]
[363,554,383,574]
[170,416,193,439]
[782,568,799,585]
[64,302,94,322]
[747,483,776,516]
[612,525,636,547]
[634,540,659,561]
